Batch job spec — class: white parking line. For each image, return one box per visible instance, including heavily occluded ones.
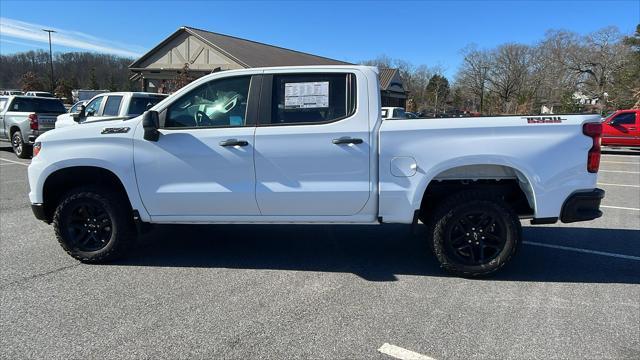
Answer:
[601,205,640,211]
[524,241,640,261]
[598,182,640,188]
[0,158,29,166]
[600,170,640,174]
[378,344,436,360]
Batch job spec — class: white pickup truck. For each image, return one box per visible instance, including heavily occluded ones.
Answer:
[55,92,167,128]
[28,66,605,277]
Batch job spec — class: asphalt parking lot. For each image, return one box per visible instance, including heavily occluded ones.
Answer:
[0,145,638,360]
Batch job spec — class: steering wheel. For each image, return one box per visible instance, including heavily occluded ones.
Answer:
[194,110,213,126]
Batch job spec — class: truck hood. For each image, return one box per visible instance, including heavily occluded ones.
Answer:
[36,116,141,143]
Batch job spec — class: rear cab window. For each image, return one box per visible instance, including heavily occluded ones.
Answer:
[268,73,356,125]
[8,97,66,113]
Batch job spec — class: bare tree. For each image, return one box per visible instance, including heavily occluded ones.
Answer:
[457,45,491,113]
[487,44,532,114]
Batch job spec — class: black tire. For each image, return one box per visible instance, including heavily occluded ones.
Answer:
[427,190,522,277]
[52,186,135,263]
[11,130,31,159]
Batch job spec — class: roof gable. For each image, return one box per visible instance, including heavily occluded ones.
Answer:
[131,26,351,70]
[379,68,405,92]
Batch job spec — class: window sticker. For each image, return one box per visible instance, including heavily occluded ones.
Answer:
[284,81,329,109]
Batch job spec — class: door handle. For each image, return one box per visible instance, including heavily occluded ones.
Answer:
[219,139,248,147]
[332,137,363,145]
[629,127,637,130]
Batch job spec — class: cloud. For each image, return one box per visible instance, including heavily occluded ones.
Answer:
[0,17,145,58]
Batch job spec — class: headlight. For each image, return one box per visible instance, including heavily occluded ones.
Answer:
[33,142,42,157]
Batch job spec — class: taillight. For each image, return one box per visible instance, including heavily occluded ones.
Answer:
[28,113,38,130]
[33,142,41,157]
[583,122,602,173]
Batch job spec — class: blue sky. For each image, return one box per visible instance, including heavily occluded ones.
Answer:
[1,0,638,78]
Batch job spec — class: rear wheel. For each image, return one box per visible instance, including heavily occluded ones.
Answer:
[52,187,135,263]
[428,190,521,277]
[11,130,31,159]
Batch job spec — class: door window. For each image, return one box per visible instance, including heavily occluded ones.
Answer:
[269,73,356,125]
[103,96,123,116]
[165,76,251,128]
[612,113,636,125]
[127,96,165,116]
[85,96,104,116]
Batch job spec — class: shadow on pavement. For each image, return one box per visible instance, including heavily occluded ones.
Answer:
[113,223,640,284]
[602,147,640,156]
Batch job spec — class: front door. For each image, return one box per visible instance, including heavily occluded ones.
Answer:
[254,72,371,216]
[603,111,637,146]
[134,75,260,217]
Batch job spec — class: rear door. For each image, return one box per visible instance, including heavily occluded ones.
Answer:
[603,111,637,146]
[253,71,371,216]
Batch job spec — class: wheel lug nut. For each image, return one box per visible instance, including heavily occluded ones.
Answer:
[471,228,475,230]
[466,233,470,236]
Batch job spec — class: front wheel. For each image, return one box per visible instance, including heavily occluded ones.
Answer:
[428,190,522,277]
[11,130,31,159]
[52,187,135,263]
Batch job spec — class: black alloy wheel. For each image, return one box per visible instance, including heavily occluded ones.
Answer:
[53,187,135,263]
[63,199,113,252]
[444,210,507,266]
[428,190,522,277]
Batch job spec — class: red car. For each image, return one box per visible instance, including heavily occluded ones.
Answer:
[601,109,640,147]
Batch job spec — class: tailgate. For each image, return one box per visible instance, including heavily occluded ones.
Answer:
[36,113,60,131]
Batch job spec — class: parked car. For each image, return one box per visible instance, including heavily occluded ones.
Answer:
[381,106,407,119]
[0,95,66,158]
[601,109,639,147]
[0,90,24,95]
[28,66,604,277]
[25,91,55,98]
[56,92,168,128]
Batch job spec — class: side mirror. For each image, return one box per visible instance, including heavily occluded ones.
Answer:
[142,110,160,142]
[72,104,86,122]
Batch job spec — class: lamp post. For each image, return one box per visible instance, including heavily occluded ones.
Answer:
[42,29,56,93]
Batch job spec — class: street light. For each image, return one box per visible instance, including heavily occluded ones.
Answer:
[42,29,56,93]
